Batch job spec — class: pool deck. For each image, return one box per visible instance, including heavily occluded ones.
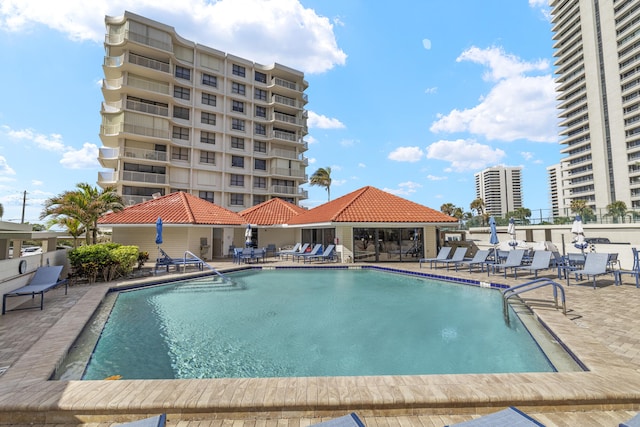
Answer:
[1,258,640,426]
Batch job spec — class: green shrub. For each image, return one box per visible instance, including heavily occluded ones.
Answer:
[68,243,140,283]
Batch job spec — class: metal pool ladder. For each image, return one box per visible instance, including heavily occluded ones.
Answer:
[183,250,232,284]
[502,278,566,321]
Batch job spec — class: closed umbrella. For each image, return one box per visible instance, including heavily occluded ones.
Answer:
[507,217,518,249]
[245,224,252,248]
[489,216,499,246]
[572,215,588,254]
[155,217,163,245]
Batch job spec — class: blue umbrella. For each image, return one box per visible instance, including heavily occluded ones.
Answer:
[489,216,499,245]
[155,217,163,245]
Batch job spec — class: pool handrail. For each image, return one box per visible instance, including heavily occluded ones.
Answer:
[183,250,232,283]
[502,277,566,317]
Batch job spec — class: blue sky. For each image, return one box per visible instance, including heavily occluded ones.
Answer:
[0,0,557,224]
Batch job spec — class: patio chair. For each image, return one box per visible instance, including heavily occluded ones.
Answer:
[614,247,640,287]
[117,414,166,427]
[434,247,468,270]
[2,265,67,315]
[488,249,525,278]
[419,246,452,268]
[293,243,323,262]
[155,248,204,272]
[570,252,610,289]
[512,250,552,279]
[620,412,640,427]
[305,244,336,263]
[454,249,490,273]
[444,406,544,426]
[312,413,365,427]
[276,243,305,260]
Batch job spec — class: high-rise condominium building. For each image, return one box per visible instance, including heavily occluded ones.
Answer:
[97,12,309,211]
[550,0,640,212]
[474,166,523,217]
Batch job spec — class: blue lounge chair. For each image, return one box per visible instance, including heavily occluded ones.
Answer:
[621,412,640,427]
[155,248,203,272]
[118,414,166,426]
[312,413,365,427]
[454,249,490,272]
[488,249,525,278]
[512,250,552,279]
[435,247,468,270]
[2,265,67,315]
[293,243,323,262]
[305,244,336,263]
[614,247,640,287]
[419,246,452,268]
[571,252,610,288]
[444,406,544,426]
[277,243,306,260]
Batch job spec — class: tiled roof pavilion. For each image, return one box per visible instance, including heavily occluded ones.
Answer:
[239,197,306,226]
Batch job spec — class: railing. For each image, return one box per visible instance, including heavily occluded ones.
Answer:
[182,251,233,284]
[502,278,566,323]
[122,171,166,184]
[123,148,167,162]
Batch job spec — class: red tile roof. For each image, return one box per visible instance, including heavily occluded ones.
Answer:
[98,192,245,225]
[239,198,307,225]
[287,186,458,225]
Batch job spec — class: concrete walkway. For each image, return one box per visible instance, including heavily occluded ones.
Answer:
[1,258,640,426]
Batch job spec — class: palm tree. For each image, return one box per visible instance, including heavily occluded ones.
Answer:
[440,203,456,216]
[606,200,628,223]
[46,216,85,248]
[40,183,124,244]
[470,198,487,226]
[309,167,332,201]
[0,202,4,221]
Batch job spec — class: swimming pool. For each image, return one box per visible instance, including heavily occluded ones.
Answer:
[77,268,560,380]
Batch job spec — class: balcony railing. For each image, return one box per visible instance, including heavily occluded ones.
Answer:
[125,98,168,117]
[122,170,166,184]
[126,30,172,52]
[273,168,306,178]
[123,147,168,161]
[128,52,170,73]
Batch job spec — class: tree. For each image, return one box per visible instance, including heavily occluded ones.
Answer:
[440,203,456,216]
[512,207,532,224]
[606,200,628,223]
[0,202,3,221]
[470,198,487,226]
[309,167,332,201]
[46,216,85,248]
[570,199,594,221]
[40,183,124,245]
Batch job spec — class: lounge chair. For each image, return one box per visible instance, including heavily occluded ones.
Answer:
[293,243,323,262]
[155,248,204,272]
[305,244,336,263]
[241,247,266,263]
[454,249,490,272]
[277,243,305,260]
[312,413,365,427]
[614,250,640,287]
[419,246,452,268]
[570,252,610,288]
[2,265,67,315]
[621,412,640,427]
[488,249,525,278]
[434,247,468,270]
[117,414,166,426]
[444,406,544,426]
[512,250,552,279]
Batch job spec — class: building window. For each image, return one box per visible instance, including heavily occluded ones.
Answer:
[201,112,216,125]
[232,118,245,131]
[255,105,267,118]
[230,193,244,206]
[201,131,215,144]
[253,195,266,205]
[254,141,267,153]
[254,158,267,171]
[254,176,267,188]
[232,100,245,113]
[173,106,190,120]
[255,123,266,135]
[230,174,244,187]
[232,82,246,96]
[199,191,214,203]
[255,88,267,101]
[231,155,244,168]
[172,126,189,140]
[200,151,216,164]
[202,73,217,87]
[174,86,190,100]
[255,71,267,83]
[231,137,245,149]
[172,147,189,161]
[175,66,191,80]
[202,92,216,106]
[232,64,246,77]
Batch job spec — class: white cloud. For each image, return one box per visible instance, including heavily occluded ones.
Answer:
[383,181,423,197]
[308,157,317,164]
[431,46,558,143]
[425,87,437,94]
[0,156,16,176]
[422,38,431,50]
[340,139,358,147]
[6,127,66,151]
[425,139,505,172]
[521,151,534,161]
[426,175,447,181]
[306,135,318,145]
[60,142,100,169]
[0,0,346,74]
[388,146,424,162]
[31,179,44,186]
[358,163,366,168]
[307,111,345,129]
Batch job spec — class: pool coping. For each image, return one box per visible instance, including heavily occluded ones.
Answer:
[1,265,640,424]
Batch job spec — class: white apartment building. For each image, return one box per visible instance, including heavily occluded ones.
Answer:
[547,163,562,218]
[97,12,309,211]
[550,0,640,212]
[474,166,523,217]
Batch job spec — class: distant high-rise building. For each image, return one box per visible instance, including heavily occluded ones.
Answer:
[547,163,562,218]
[97,12,309,211]
[474,166,523,217]
[550,0,640,212]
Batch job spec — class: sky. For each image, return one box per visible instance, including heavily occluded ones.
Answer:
[0,0,559,224]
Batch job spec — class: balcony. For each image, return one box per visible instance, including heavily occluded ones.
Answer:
[98,171,117,186]
[125,98,168,117]
[123,147,168,162]
[98,147,118,168]
[128,52,170,74]
[272,168,306,179]
[122,170,166,184]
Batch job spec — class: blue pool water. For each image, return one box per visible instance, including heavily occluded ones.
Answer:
[82,269,554,380]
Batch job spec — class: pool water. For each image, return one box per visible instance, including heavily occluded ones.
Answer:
[81,269,555,380]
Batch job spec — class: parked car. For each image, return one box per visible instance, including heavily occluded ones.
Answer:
[585,237,611,244]
[21,246,43,256]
